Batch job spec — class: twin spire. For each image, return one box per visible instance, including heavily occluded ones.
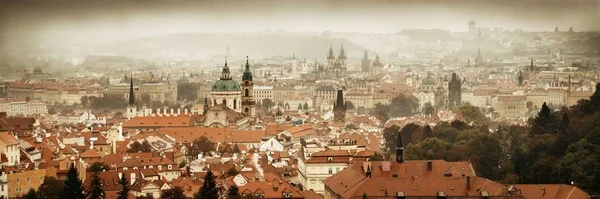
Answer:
[327,45,347,60]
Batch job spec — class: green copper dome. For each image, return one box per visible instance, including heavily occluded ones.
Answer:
[212,79,241,92]
[422,76,435,85]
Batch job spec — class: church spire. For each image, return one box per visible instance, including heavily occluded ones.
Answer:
[243,56,253,81]
[338,45,347,60]
[221,57,231,80]
[128,75,135,106]
[327,45,335,60]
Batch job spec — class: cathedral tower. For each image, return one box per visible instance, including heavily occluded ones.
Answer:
[241,56,256,117]
[333,89,347,123]
[372,55,383,74]
[327,45,335,69]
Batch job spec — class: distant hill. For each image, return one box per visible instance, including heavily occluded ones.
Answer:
[94,32,367,60]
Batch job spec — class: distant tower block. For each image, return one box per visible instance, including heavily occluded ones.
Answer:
[468,21,476,32]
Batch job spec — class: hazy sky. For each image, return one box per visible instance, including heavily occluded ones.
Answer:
[1,0,599,46]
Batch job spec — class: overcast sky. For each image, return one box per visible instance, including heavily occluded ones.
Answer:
[1,0,599,46]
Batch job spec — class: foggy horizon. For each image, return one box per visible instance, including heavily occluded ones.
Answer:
[1,0,600,47]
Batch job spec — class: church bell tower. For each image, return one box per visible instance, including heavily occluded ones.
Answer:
[241,56,256,118]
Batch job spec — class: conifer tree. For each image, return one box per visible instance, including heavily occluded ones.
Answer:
[87,172,105,199]
[117,174,129,199]
[63,164,85,199]
[196,170,218,199]
[228,185,240,199]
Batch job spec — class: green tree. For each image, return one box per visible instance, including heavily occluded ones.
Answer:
[188,136,215,158]
[126,141,152,153]
[117,174,129,199]
[37,177,64,199]
[228,185,240,199]
[226,167,239,177]
[368,152,385,161]
[530,102,558,135]
[460,104,489,125]
[303,102,309,110]
[362,193,368,199]
[470,136,503,180]
[87,162,109,172]
[48,107,57,115]
[86,172,106,199]
[196,170,218,199]
[382,125,401,150]
[297,103,303,110]
[63,164,85,199]
[160,187,187,199]
[23,188,37,199]
[262,99,274,111]
[136,193,154,199]
[404,137,453,160]
[423,102,435,115]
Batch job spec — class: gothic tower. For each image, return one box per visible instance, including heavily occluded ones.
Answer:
[126,76,137,119]
[475,47,483,67]
[372,55,383,74]
[338,45,347,66]
[327,45,335,69]
[333,89,347,123]
[448,73,462,109]
[361,50,370,73]
[241,56,256,118]
[518,71,524,87]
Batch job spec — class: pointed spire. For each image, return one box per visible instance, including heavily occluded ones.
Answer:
[128,74,135,106]
[363,50,368,59]
[221,57,231,80]
[243,56,253,81]
[478,28,482,39]
[327,45,335,60]
[338,45,347,60]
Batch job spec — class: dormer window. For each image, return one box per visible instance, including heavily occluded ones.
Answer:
[327,157,333,162]
[168,165,173,170]
[158,165,162,170]
[123,167,128,171]
[283,193,292,198]
[255,193,264,198]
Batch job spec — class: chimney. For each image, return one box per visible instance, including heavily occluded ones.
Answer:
[184,109,189,115]
[466,176,471,190]
[177,109,181,116]
[366,164,372,178]
[118,172,122,180]
[542,187,546,196]
[170,109,174,116]
[427,161,432,171]
[130,172,136,185]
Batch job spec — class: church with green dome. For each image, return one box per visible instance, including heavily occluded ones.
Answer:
[209,58,254,114]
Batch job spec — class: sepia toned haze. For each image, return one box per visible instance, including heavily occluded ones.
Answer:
[0,0,599,49]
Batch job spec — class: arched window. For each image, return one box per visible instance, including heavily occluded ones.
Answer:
[233,99,237,109]
[223,99,227,105]
[245,107,249,113]
[245,89,249,97]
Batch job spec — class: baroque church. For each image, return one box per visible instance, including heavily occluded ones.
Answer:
[125,57,257,129]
